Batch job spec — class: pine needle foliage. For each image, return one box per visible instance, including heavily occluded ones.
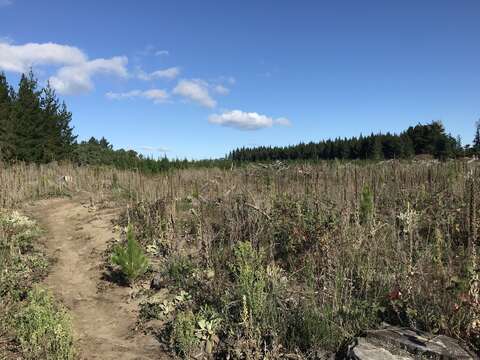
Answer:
[111,225,149,283]
[359,185,374,225]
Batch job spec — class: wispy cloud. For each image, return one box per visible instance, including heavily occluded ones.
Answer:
[140,146,170,152]
[106,88,169,103]
[0,41,128,95]
[155,50,169,56]
[173,79,216,108]
[208,110,291,130]
[215,75,235,85]
[138,66,180,80]
[213,84,229,95]
[151,67,180,79]
[136,46,169,58]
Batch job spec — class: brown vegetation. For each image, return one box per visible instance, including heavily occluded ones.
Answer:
[1,160,479,358]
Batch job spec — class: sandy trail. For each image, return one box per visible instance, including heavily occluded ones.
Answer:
[27,196,166,360]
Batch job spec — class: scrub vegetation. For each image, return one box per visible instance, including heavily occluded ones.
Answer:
[0,208,74,359]
[2,159,478,358]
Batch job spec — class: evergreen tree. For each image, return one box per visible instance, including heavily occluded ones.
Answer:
[229,121,459,162]
[474,120,480,155]
[10,71,44,162]
[40,84,76,162]
[0,72,14,160]
[370,136,384,160]
[56,101,77,160]
[40,83,61,162]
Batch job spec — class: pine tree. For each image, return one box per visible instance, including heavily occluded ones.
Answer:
[371,136,384,160]
[10,70,44,162]
[474,120,480,155]
[40,83,61,162]
[40,80,76,162]
[0,72,14,160]
[56,101,77,160]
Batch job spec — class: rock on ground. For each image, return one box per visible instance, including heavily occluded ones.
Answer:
[348,324,477,360]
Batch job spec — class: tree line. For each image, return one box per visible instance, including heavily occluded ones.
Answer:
[75,136,230,173]
[0,71,228,172]
[229,121,480,162]
[1,71,479,172]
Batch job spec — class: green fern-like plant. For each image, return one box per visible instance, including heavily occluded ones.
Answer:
[111,225,149,283]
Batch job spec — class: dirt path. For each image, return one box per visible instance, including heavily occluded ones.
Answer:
[27,196,166,360]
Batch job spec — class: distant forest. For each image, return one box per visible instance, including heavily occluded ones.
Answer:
[1,71,479,173]
[230,121,480,162]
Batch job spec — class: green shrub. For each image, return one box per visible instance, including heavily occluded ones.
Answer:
[12,287,74,360]
[111,225,149,283]
[171,310,198,357]
[231,242,267,330]
[287,302,342,352]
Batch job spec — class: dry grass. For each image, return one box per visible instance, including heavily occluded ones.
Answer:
[1,160,479,358]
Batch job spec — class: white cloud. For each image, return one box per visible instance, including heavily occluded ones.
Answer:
[0,41,86,73]
[106,88,169,103]
[140,146,170,152]
[138,66,180,80]
[151,67,180,79]
[50,56,128,95]
[173,79,216,108]
[155,50,169,56]
[208,110,291,130]
[213,84,229,95]
[274,117,292,126]
[136,46,169,57]
[0,41,128,95]
[106,90,142,99]
[143,89,169,103]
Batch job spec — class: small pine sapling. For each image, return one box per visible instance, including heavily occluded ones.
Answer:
[111,225,149,283]
[359,185,374,225]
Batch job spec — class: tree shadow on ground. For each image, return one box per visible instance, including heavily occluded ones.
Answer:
[101,265,130,287]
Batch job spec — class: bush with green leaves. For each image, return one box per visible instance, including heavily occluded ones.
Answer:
[171,310,198,357]
[230,241,273,336]
[111,225,149,283]
[169,305,222,357]
[12,286,74,360]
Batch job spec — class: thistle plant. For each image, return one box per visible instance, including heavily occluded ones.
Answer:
[111,225,149,283]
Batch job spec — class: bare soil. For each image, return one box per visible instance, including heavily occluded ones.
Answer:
[26,196,167,360]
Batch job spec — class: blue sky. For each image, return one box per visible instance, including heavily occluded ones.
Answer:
[0,0,479,159]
